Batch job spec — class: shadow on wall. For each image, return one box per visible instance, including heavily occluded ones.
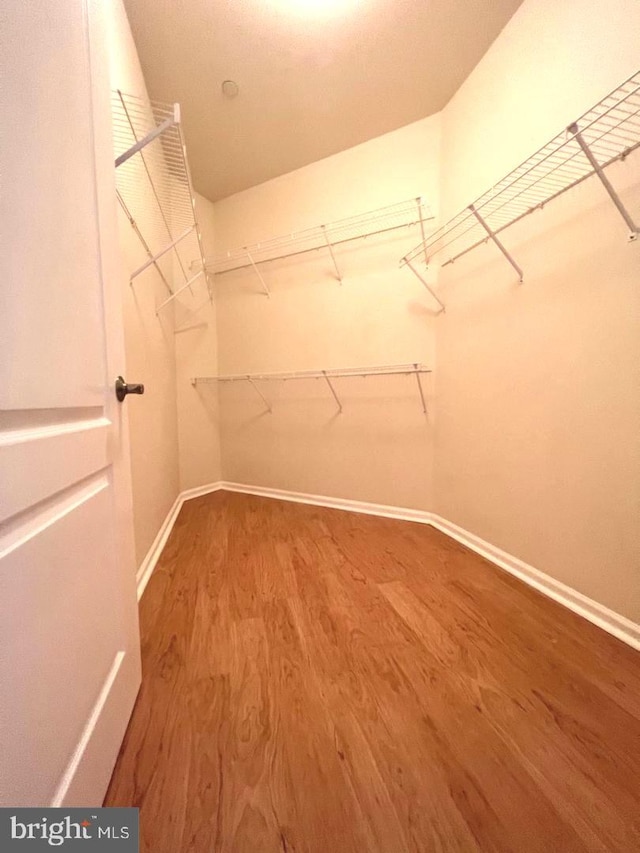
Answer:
[217,386,435,510]
[219,381,433,430]
[174,295,211,334]
[193,382,221,428]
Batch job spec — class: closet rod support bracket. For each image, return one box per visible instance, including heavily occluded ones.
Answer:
[568,123,639,240]
[321,225,343,284]
[416,197,428,267]
[246,250,271,297]
[413,365,427,414]
[114,113,176,168]
[322,371,343,412]
[116,189,173,295]
[156,270,205,314]
[468,205,524,282]
[401,257,446,313]
[247,377,272,412]
[130,225,195,282]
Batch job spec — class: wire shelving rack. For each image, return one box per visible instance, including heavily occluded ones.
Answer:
[401,70,640,297]
[199,199,434,296]
[111,90,211,312]
[192,363,432,414]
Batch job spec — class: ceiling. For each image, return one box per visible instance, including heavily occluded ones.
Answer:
[123,0,524,202]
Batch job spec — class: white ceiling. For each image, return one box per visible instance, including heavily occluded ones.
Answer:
[123,0,524,202]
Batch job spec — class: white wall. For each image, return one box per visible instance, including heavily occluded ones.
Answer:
[106,0,181,567]
[107,0,219,566]
[114,0,639,625]
[435,0,640,621]
[175,193,222,492]
[440,0,640,217]
[206,0,640,624]
[212,116,441,509]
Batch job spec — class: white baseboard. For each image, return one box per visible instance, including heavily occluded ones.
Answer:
[136,497,182,601]
[180,481,225,502]
[137,479,640,651]
[428,514,640,651]
[135,482,223,600]
[220,481,433,525]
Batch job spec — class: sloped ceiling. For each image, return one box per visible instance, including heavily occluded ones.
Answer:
[123,0,524,201]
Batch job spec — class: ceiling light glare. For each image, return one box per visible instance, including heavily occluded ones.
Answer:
[280,0,359,17]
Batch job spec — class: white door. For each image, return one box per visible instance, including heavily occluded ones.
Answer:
[0,0,141,806]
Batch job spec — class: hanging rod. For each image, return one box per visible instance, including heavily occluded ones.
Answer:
[191,363,432,414]
[401,69,640,283]
[111,90,211,303]
[199,198,434,277]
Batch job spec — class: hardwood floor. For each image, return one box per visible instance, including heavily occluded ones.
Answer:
[105,491,640,852]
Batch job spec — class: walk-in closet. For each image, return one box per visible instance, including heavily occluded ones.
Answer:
[2,1,639,850]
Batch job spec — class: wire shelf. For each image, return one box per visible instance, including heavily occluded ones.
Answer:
[207,198,434,277]
[194,363,432,382]
[403,70,640,277]
[112,90,210,307]
[192,363,432,413]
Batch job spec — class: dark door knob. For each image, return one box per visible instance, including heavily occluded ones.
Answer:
[115,376,145,402]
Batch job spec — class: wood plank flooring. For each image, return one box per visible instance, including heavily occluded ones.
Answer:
[105,491,640,852]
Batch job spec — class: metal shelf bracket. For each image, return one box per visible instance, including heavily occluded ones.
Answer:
[569,122,638,240]
[416,197,427,265]
[130,225,195,282]
[322,371,343,412]
[413,364,427,414]
[114,110,178,167]
[247,378,272,412]
[116,189,173,295]
[156,271,204,314]
[246,250,271,297]
[321,225,343,283]
[401,257,446,313]
[468,204,524,282]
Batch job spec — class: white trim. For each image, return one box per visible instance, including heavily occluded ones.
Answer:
[52,651,125,807]
[135,482,223,600]
[136,479,640,651]
[136,496,181,600]
[428,514,640,651]
[220,481,432,524]
[219,482,640,650]
[180,481,224,502]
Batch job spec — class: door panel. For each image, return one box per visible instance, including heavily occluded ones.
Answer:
[0,0,107,411]
[0,483,122,805]
[0,415,109,522]
[0,0,141,806]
